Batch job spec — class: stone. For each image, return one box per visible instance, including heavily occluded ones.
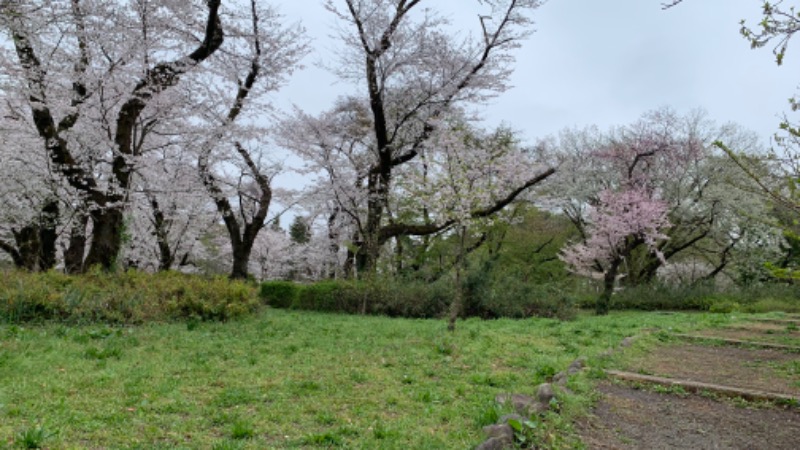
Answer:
[620,336,636,347]
[475,436,514,450]
[536,383,555,405]
[497,393,549,416]
[553,371,567,385]
[567,356,587,374]
[482,424,514,441]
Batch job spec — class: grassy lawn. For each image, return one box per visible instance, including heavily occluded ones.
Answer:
[0,309,733,449]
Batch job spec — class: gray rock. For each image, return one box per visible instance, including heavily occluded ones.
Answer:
[620,336,636,347]
[482,423,514,441]
[475,436,514,450]
[553,371,567,385]
[536,383,555,404]
[497,392,550,416]
[567,356,587,374]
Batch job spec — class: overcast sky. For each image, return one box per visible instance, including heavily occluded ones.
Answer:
[273,0,800,148]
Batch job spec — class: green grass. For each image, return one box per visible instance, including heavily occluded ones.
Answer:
[0,309,731,448]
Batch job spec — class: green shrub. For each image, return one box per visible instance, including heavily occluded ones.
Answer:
[596,282,716,311]
[742,298,800,313]
[259,281,299,308]
[575,280,800,313]
[285,277,451,318]
[464,272,576,320]
[708,300,741,313]
[0,270,259,324]
[293,280,355,313]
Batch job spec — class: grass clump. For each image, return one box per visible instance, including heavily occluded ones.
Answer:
[14,423,57,449]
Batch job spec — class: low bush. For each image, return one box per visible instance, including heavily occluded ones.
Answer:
[259,281,299,308]
[576,280,800,313]
[285,278,451,318]
[294,280,355,313]
[0,269,259,324]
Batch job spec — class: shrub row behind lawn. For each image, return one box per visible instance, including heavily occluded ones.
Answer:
[577,281,800,313]
[0,269,259,324]
[261,279,451,318]
[260,277,578,320]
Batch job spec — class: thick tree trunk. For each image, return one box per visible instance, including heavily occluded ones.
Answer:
[597,258,621,315]
[64,214,89,274]
[13,225,40,271]
[83,208,125,270]
[38,200,59,271]
[230,242,252,280]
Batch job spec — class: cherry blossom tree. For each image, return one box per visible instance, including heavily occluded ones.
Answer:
[190,1,307,279]
[561,188,670,314]
[553,109,769,295]
[0,1,306,278]
[312,0,545,274]
[0,0,226,270]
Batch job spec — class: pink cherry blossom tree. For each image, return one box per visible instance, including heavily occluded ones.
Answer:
[561,188,670,314]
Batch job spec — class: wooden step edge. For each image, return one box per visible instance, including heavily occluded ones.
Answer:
[670,333,800,352]
[604,370,800,406]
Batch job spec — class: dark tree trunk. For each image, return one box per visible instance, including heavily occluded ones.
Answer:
[38,200,59,271]
[64,214,89,274]
[13,225,40,271]
[230,242,252,280]
[83,208,125,270]
[448,225,468,332]
[597,257,621,315]
[147,195,175,271]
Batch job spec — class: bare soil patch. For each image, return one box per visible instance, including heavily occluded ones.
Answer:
[696,324,800,346]
[577,382,800,450]
[626,344,800,396]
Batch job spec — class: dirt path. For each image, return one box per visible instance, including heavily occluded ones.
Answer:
[627,344,800,396]
[576,319,800,449]
[577,382,800,450]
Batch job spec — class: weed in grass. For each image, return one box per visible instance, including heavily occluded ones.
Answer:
[371,422,398,440]
[302,431,343,447]
[651,384,689,397]
[214,387,256,408]
[469,373,498,387]
[316,412,337,426]
[349,371,368,384]
[294,380,321,393]
[14,424,57,449]
[83,344,122,360]
[475,404,501,427]
[230,419,255,440]
[534,363,558,382]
